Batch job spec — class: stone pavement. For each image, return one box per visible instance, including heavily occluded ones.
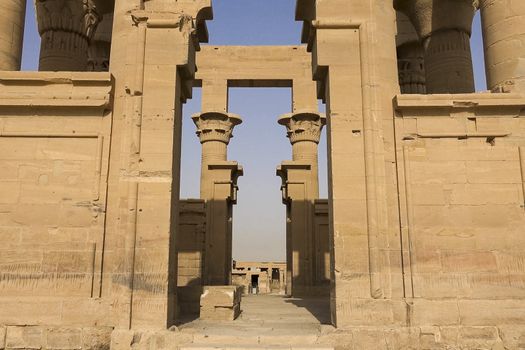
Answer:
[177,294,334,349]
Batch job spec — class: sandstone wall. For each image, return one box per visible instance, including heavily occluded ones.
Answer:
[0,72,114,347]
[395,93,525,300]
[0,71,112,321]
[298,1,525,345]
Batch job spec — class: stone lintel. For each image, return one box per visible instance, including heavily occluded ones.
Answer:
[0,72,112,111]
[394,93,525,118]
[395,93,525,140]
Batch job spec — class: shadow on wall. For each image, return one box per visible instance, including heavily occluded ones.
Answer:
[175,198,332,325]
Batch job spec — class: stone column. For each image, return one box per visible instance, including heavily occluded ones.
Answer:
[193,111,243,286]
[396,11,426,94]
[480,0,525,92]
[0,0,26,71]
[277,111,325,297]
[35,0,100,71]
[279,111,326,199]
[193,111,242,199]
[395,0,477,93]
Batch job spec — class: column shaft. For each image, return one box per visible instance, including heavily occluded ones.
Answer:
[193,111,242,286]
[424,29,475,93]
[396,12,426,94]
[292,141,320,199]
[278,111,325,297]
[395,0,477,93]
[0,0,26,71]
[200,141,227,198]
[480,0,525,92]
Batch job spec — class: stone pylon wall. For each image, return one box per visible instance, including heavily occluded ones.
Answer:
[0,0,213,344]
[296,0,525,348]
[0,0,525,349]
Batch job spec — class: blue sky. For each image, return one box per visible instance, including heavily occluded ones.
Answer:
[20,1,487,261]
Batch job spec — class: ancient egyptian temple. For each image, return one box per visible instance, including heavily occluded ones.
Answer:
[0,0,525,349]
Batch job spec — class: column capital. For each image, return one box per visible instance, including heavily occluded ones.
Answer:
[35,0,101,71]
[394,0,478,40]
[35,0,101,40]
[192,111,242,144]
[394,0,477,93]
[278,111,326,145]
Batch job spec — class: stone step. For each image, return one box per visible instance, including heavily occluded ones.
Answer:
[179,346,334,350]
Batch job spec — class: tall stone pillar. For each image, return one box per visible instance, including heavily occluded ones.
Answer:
[279,112,325,198]
[480,0,525,92]
[0,0,26,71]
[395,0,477,93]
[396,12,426,94]
[193,111,243,286]
[277,111,325,297]
[35,0,100,71]
[101,0,212,329]
[298,0,403,327]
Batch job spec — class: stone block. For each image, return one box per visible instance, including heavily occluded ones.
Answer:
[6,326,43,350]
[441,251,498,273]
[109,331,134,350]
[200,303,241,322]
[466,160,522,184]
[410,300,460,326]
[45,328,82,350]
[81,328,112,350]
[0,327,6,350]
[498,325,525,349]
[200,286,242,321]
[458,300,525,326]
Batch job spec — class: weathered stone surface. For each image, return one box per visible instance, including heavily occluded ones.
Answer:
[45,328,82,350]
[81,328,112,350]
[5,326,43,350]
[200,286,242,321]
[0,326,6,350]
[0,1,524,349]
[0,0,26,71]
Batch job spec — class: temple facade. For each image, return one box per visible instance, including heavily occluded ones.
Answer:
[0,0,524,349]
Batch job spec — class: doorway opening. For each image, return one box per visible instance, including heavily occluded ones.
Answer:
[251,274,259,294]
